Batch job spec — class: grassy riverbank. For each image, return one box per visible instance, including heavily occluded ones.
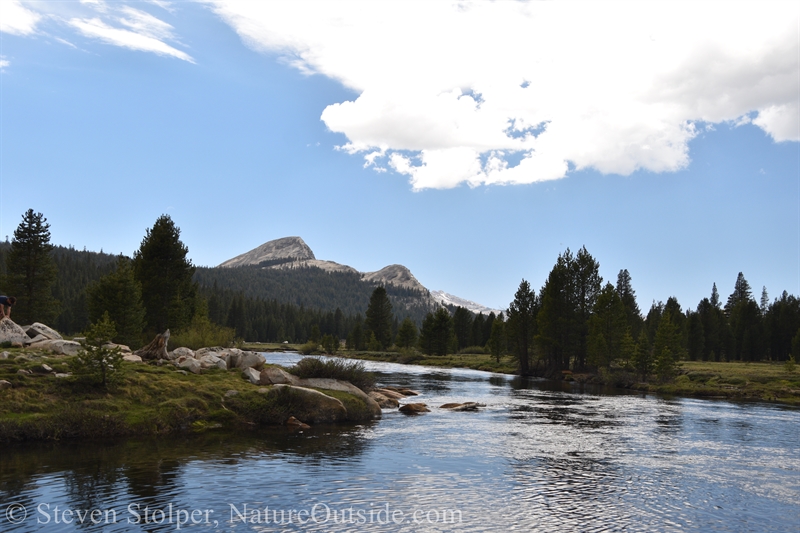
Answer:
[0,350,374,443]
[303,348,800,405]
[640,360,800,405]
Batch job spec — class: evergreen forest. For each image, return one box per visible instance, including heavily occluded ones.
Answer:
[1,210,799,381]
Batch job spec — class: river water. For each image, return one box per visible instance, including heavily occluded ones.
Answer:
[1,353,798,532]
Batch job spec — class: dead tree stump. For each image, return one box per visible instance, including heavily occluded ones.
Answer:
[135,329,170,360]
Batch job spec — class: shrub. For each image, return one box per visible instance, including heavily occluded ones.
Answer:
[69,312,124,388]
[297,341,320,355]
[289,357,375,391]
[171,315,235,350]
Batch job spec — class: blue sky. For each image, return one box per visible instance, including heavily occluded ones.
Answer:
[1,0,798,312]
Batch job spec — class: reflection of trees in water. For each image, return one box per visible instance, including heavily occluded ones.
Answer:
[0,424,376,514]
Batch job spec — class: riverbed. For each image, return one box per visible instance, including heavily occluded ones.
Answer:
[1,353,798,532]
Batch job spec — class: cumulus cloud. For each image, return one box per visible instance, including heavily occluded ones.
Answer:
[208,0,800,189]
[0,0,41,35]
[0,57,9,71]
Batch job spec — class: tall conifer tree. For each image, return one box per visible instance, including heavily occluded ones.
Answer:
[365,286,393,349]
[133,215,197,334]
[6,209,58,324]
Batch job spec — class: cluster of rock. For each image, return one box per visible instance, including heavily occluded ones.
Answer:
[0,318,82,355]
[368,386,419,408]
[164,346,268,375]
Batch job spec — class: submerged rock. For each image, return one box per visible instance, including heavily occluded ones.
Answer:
[399,403,430,414]
[440,402,484,411]
[369,391,400,409]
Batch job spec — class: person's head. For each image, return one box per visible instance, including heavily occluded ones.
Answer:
[6,297,15,306]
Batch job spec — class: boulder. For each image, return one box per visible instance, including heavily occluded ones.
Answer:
[297,378,382,419]
[178,357,201,374]
[268,385,348,424]
[374,388,405,401]
[54,373,71,378]
[103,343,131,353]
[195,346,225,358]
[135,330,170,361]
[224,389,239,397]
[168,347,194,361]
[122,354,144,363]
[27,339,81,356]
[0,318,29,346]
[27,334,48,344]
[26,323,63,341]
[0,379,11,390]
[286,416,311,429]
[33,364,53,374]
[260,366,299,385]
[0,351,9,360]
[199,353,227,370]
[242,367,262,385]
[369,391,400,409]
[236,352,266,371]
[399,403,430,414]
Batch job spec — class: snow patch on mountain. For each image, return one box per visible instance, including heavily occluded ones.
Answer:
[430,290,503,316]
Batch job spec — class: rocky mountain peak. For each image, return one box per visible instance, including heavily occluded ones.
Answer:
[362,264,427,293]
[219,236,315,268]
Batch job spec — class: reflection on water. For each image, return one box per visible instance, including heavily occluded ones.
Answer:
[1,353,798,532]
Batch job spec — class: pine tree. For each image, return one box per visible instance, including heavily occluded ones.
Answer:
[653,313,684,380]
[726,272,753,312]
[587,283,629,370]
[5,209,59,324]
[507,279,537,375]
[365,286,393,349]
[452,306,473,350]
[631,329,653,382]
[616,269,643,337]
[395,317,419,348]
[419,308,453,356]
[133,215,197,334]
[86,256,146,348]
[710,283,720,308]
[487,315,506,363]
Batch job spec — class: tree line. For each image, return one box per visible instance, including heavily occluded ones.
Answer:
[496,247,800,379]
[2,210,798,377]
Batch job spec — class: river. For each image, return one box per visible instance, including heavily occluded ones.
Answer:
[1,353,798,532]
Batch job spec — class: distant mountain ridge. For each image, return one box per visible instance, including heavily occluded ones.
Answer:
[218,237,500,315]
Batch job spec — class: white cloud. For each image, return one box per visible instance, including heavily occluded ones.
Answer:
[0,0,41,35]
[2,1,192,62]
[0,57,9,71]
[69,16,193,62]
[208,0,800,190]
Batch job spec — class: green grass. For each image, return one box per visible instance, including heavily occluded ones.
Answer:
[340,350,517,374]
[0,351,375,442]
[643,360,800,404]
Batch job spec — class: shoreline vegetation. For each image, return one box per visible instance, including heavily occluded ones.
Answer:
[1,341,797,444]
[0,345,379,444]
[243,343,800,406]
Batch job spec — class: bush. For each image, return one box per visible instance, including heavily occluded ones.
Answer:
[69,312,124,388]
[297,341,320,355]
[289,357,375,391]
[170,315,235,350]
